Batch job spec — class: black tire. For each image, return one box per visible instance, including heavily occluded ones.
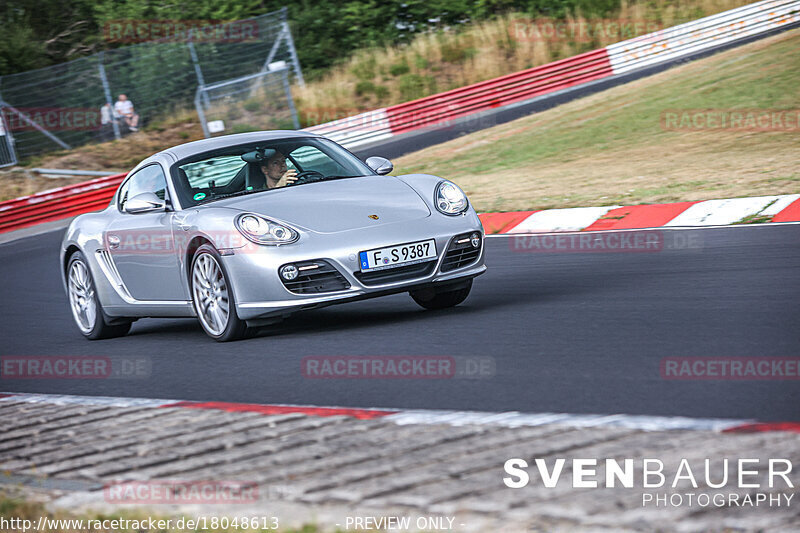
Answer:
[410,279,473,310]
[190,244,249,342]
[66,252,132,340]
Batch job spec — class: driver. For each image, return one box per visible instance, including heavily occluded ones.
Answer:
[260,150,298,189]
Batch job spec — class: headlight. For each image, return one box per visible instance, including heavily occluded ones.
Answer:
[235,213,299,245]
[435,180,469,216]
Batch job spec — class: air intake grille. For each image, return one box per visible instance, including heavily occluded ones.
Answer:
[354,260,436,286]
[441,232,481,272]
[280,260,350,294]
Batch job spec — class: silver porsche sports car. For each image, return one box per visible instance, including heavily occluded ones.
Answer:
[61,131,486,341]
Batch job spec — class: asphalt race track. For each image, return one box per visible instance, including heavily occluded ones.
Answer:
[1,224,798,421]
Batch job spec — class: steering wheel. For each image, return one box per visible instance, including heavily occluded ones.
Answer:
[290,170,324,185]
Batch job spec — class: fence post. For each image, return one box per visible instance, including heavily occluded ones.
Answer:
[262,25,286,71]
[0,79,19,167]
[195,86,211,139]
[282,12,305,88]
[281,69,300,130]
[187,30,211,108]
[98,52,121,140]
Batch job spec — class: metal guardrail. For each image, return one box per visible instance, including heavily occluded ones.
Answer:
[387,48,614,136]
[0,0,798,234]
[606,0,800,74]
[31,168,125,177]
[0,173,125,233]
[308,0,799,149]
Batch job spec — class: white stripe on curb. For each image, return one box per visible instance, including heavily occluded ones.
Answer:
[0,392,174,408]
[761,194,800,216]
[477,194,799,235]
[665,195,783,226]
[0,392,754,432]
[508,206,621,233]
[384,410,752,432]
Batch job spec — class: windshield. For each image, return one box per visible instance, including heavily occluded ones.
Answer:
[171,137,374,207]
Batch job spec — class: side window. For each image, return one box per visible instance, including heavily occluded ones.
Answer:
[180,156,245,188]
[118,165,168,212]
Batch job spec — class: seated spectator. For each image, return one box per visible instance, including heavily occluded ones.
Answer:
[114,94,139,132]
[98,103,115,142]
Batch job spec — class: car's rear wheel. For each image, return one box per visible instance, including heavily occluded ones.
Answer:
[410,279,473,310]
[191,244,248,342]
[67,252,131,340]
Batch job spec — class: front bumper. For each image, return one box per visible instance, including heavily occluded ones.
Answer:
[221,213,486,321]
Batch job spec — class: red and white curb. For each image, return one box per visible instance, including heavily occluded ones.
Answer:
[2,392,798,434]
[478,194,800,234]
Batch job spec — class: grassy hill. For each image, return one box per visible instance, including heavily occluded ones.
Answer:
[293,0,750,122]
[393,28,800,212]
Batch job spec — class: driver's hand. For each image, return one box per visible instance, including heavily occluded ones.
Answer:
[276,169,298,188]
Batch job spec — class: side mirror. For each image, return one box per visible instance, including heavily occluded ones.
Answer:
[125,192,166,214]
[366,156,393,175]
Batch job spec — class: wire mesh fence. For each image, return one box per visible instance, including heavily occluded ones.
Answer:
[196,68,300,137]
[0,7,303,163]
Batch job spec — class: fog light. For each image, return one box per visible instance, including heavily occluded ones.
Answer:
[470,232,481,248]
[280,264,298,281]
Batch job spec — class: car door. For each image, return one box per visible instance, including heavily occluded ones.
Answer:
[104,164,188,301]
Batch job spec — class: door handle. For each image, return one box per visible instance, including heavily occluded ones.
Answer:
[107,235,121,249]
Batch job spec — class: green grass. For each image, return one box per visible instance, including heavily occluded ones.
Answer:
[393,29,800,212]
[295,0,755,122]
[734,213,774,224]
[403,36,799,175]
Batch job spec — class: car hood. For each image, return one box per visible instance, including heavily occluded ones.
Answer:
[210,175,431,233]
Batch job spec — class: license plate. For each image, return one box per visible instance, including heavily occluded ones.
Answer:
[359,239,437,271]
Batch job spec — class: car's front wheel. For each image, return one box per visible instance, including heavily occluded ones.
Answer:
[191,244,248,341]
[66,252,131,340]
[410,279,473,310]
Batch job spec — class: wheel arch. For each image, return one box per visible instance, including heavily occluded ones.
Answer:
[61,243,86,294]
[184,235,213,289]
[63,244,82,272]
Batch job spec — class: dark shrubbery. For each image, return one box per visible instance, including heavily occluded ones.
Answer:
[1,0,634,78]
